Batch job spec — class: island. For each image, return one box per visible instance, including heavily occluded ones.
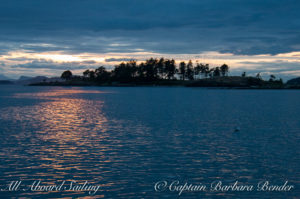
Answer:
[28,58,299,89]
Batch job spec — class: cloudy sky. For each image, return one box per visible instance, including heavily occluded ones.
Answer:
[1,0,300,80]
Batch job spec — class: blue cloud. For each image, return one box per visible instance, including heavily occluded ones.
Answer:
[0,0,299,56]
[105,58,136,62]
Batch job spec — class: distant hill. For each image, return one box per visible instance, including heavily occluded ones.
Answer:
[18,76,33,81]
[15,76,48,85]
[0,74,11,80]
[286,77,300,85]
[15,76,64,85]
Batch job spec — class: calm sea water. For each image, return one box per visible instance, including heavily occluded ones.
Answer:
[0,85,299,198]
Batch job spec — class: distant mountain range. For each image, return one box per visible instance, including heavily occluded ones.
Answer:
[0,74,14,84]
[0,74,65,85]
[0,74,11,80]
[15,76,48,85]
[15,76,64,85]
[18,76,33,81]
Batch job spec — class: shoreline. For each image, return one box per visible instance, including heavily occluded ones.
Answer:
[27,82,300,89]
[26,76,300,89]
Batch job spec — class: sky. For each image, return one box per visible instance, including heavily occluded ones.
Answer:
[0,0,300,80]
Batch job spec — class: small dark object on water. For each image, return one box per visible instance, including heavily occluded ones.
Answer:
[234,127,240,132]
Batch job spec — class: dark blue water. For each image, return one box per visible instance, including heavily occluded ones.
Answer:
[0,85,299,198]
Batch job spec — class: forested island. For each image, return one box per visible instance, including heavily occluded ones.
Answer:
[29,58,297,89]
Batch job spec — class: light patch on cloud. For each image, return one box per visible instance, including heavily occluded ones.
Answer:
[1,50,300,80]
[105,58,136,62]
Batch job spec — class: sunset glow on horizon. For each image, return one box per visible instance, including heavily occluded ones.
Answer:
[2,50,300,80]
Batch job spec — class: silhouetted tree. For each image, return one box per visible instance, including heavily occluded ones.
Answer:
[213,67,221,77]
[83,69,90,78]
[61,70,73,80]
[220,64,229,76]
[195,63,210,79]
[157,58,165,79]
[137,62,145,80]
[186,60,194,80]
[95,66,111,82]
[89,70,96,80]
[203,64,210,78]
[194,63,201,79]
[241,72,246,77]
[144,58,158,81]
[112,62,133,82]
[256,73,262,79]
[269,74,276,82]
[165,59,176,80]
[179,61,187,80]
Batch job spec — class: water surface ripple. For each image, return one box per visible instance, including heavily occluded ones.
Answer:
[0,86,299,198]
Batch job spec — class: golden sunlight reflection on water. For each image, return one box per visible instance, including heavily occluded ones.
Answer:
[0,89,118,198]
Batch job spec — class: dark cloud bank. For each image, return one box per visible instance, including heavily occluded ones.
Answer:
[0,0,300,55]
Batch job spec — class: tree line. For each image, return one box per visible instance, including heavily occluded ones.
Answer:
[61,58,230,83]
